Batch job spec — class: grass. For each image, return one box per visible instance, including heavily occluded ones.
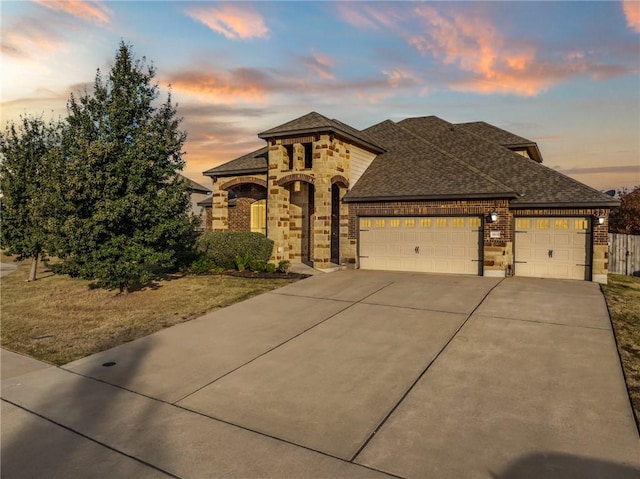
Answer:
[601,274,640,429]
[0,253,298,365]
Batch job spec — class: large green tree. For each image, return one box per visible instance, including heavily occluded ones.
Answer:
[0,116,62,281]
[54,42,196,293]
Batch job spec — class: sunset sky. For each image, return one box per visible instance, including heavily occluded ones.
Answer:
[2,1,639,191]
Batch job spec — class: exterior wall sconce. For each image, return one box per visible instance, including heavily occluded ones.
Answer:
[596,212,605,225]
[489,210,499,223]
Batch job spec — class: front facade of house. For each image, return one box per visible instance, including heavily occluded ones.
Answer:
[204,112,618,283]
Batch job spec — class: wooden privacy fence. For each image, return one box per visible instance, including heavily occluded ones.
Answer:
[609,233,640,276]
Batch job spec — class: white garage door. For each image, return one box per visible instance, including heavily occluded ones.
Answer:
[514,217,590,280]
[359,217,481,275]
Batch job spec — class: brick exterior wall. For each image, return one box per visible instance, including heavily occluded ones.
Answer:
[347,200,612,281]
[211,175,267,232]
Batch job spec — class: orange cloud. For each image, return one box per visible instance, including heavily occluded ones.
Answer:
[622,0,640,33]
[35,0,111,24]
[185,5,269,40]
[410,6,593,96]
[169,69,269,104]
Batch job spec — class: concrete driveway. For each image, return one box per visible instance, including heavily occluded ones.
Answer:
[2,271,639,478]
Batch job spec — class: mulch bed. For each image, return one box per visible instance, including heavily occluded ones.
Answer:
[224,270,311,280]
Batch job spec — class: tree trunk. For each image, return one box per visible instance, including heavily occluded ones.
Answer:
[28,253,39,282]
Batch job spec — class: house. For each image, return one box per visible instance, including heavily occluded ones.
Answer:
[203,112,619,283]
[178,174,212,232]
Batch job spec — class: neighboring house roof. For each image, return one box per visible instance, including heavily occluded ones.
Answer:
[344,120,516,202]
[457,121,543,163]
[178,174,211,194]
[397,116,617,208]
[203,147,268,178]
[258,112,385,154]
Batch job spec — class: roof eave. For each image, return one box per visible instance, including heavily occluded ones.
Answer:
[259,127,385,154]
[509,200,620,209]
[203,167,268,178]
[343,192,517,203]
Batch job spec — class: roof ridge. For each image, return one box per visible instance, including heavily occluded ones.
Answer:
[397,119,517,195]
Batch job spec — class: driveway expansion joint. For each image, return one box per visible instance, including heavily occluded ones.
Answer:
[349,277,506,463]
[1,397,181,479]
[473,313,612,331]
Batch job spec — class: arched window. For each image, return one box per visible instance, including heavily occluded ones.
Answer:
[250,199,267,235]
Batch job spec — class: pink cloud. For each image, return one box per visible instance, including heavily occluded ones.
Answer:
[622,0,640,33]
[185,5,269,40]
[169,69,270,104]
[35,0,111,24]
[300,53,335,80]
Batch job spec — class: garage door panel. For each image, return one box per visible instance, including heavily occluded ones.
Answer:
[515,217,589,280]
[360,216,481,275]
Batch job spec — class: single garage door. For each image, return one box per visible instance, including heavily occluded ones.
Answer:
[514,217,590,280]
[359,216,481,274]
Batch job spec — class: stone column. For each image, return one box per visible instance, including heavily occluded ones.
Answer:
[312,174,332,268]
[267,146,290,263]
[211,179,228,231]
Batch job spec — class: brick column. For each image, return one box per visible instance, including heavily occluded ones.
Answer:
[592,213,609,284]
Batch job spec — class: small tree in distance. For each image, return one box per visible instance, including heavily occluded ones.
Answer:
[52,41,196,293]
[0,116,62,281]
[609,186,640,235]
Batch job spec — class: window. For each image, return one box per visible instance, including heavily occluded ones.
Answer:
[420,218,432,228]
[375,219,386,228]
[536,219,549,229]
[360,218,372,228]
[285,145,294,170]
[574,219,588,230]
[250,200,266,234]
[554,219,568,229]
[404,219,415,228]
[516,218,531,229]
[452,218,465,228]
[436,218,447,228]
[470,217,482,228]
[304,143,313,169]
[390,219,400,228]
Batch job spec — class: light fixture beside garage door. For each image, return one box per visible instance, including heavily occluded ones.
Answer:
[595,211,605,225]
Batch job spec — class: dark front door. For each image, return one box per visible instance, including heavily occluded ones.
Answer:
[331,184,340,264]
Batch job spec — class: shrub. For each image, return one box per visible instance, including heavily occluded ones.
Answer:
[277,260,291,273]
[234,253,250,272]
[265,262,276,273]
[249,259,266,272]
[190,255,215,275]
[196,232,274,270]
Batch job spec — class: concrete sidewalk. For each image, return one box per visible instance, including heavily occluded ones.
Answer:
[2,271,639,478]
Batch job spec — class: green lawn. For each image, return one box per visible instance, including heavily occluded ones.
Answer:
[0,254,298,365]
[601,274,640,429]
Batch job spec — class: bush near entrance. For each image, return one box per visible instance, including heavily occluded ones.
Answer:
[195,232,274,270]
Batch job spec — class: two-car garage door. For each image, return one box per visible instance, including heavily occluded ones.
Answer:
[359,217,481,275]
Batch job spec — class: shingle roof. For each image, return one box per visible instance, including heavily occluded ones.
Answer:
[178,174,211,193]
[398,117,617,207]
[456,121,535,148]
[457,121,543,163]
[258,112,385,154]
[344,120,516,202]
[203,147,268,178]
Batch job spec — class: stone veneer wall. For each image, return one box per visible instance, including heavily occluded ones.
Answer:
[267,134,352,269]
